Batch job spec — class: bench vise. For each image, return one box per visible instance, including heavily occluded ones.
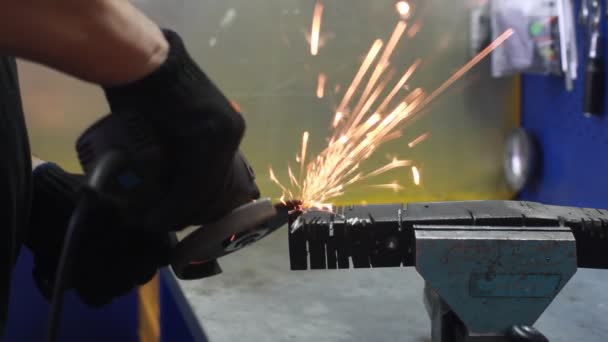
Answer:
[288,201,608,342]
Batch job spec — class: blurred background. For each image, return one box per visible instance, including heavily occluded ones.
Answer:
[20,0,518,205]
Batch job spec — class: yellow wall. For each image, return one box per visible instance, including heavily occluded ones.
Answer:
[20,1,518,207]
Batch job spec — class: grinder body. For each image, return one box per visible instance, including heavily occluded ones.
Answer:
[76,112,275,279]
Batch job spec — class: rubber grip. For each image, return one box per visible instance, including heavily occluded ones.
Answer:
[583,57,605,116]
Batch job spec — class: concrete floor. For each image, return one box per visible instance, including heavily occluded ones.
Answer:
[178,228,608,342]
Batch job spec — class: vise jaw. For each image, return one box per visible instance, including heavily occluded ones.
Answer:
[415,225,577,341]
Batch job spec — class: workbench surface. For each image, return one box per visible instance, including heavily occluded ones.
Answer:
[176,227,608,342]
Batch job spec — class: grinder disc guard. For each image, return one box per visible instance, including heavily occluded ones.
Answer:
[170,199,295,279]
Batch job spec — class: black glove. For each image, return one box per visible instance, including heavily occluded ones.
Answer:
[26,163,171,306]
[103,29,258,232]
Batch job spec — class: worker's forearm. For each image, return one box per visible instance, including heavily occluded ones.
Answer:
[0,0,168,86]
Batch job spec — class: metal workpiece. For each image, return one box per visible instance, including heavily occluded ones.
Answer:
[288,200,608,270]
[289,204,409,270]
[287,200,605,342]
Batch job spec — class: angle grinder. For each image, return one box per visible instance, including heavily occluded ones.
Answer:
[76,111,292,279]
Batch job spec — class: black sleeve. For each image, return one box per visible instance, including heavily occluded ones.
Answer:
[0,56,32,332]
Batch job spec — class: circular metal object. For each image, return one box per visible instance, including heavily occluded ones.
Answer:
[223,227,271,252]
[170,199,278,279]
[504,128,536,193]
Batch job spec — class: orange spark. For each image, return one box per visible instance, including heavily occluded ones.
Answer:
[423,28,514,106]
[349,75,392,130]
[365,113,381,128]
[336,39,384,118]
[376,59,421,114]
[396,1,411,18]
[365,158,412,178]
[371,182,404,192]
[300,132,310,178]
[269,167,293,199]
[310,2,324,56]
[378,130,403,144]
[349,21,407,126]
[288,165,300,188]
[302,29,334,51]
[317,73,327,98]
[412,166,421,185]
[333,111,344,128]
[268,23,514,209]
[408,132,430,148]
[269,167,280,185]
[344,173,363,186]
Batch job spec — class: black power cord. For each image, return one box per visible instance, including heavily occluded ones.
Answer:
[46,152,126,342]
[45,188,96,342]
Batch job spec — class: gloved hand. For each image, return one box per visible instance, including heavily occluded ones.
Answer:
[102,28,258,232]
[26,163,170,306]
